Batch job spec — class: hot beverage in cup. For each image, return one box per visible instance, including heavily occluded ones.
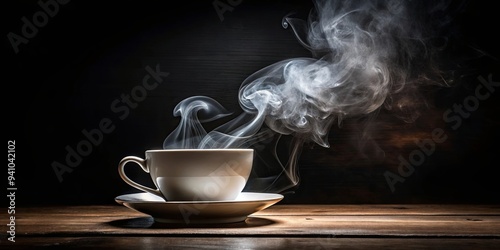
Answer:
[118,149,253,201]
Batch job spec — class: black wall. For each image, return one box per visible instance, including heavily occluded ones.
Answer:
[5,0,500,206]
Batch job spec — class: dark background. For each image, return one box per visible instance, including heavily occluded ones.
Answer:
[4,0,500,206]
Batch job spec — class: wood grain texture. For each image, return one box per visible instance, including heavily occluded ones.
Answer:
[10,205,500,237]
[6,237,500,250]
[3,205,499,249]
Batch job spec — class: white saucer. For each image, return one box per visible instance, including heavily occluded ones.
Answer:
[115,192,283,224]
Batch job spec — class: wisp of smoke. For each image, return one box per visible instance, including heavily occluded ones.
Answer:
[163,0,452,193]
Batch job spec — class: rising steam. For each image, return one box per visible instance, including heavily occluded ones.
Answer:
[163,0,451,193]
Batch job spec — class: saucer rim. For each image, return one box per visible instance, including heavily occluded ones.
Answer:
[115,192,284,205]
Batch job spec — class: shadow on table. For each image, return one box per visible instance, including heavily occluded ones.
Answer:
[106,216,277,229]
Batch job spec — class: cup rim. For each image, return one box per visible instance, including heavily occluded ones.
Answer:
[146,148,254,153]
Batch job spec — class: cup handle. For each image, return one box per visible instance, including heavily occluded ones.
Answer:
[118,156,163,198]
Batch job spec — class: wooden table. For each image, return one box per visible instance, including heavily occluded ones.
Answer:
[4,204,500,249]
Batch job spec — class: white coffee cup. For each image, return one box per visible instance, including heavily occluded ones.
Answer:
[118,149,253,201]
